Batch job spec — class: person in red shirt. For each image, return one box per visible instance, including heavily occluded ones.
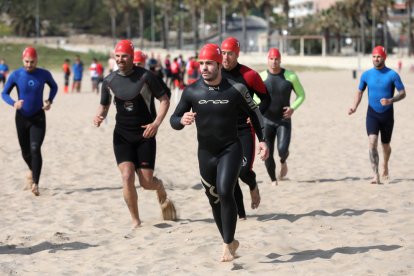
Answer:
[62,59,71,93]
[186,56,200,85]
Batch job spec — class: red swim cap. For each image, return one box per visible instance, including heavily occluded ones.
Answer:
[22,47,37,60]
[221,37,240,55]
[268,48,281,59]
[372,46,386,59]
[114,40,134,57]
[199,44,222,64]
[133,50,146,64]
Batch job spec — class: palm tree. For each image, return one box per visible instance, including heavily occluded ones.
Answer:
[184,0,203,52]
[157,0,173,50]
[207,0,225,43]
[408,0,414,55]
[103,0,120,46]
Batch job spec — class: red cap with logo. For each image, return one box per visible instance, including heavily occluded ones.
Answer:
[22,47,37,60]
[199,44,222,64]
[221,37,240,55]
[268,48,281,59]
[372,46,386,59]
[133,50,146,64]
[114,40,134,57]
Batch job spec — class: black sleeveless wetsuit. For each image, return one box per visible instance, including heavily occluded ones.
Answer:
[100,66,168,169]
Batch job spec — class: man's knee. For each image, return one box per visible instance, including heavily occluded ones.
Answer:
[30,142,41,155]
[120,169,135,185]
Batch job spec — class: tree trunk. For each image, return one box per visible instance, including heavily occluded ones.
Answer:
[217,10,222,43]
[192,6,199,52]
[162,13,169,50]
[139,7,144,49]
[408,0,414,56]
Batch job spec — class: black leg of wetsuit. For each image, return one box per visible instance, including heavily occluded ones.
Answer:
[264,122,277,182]
[234,181,246,218]
[277,121,291,163]
[15,111,46,185]
[199,141,242,244]
[238,128,257,190]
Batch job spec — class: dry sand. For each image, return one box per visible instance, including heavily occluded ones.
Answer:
[0,65,413,275]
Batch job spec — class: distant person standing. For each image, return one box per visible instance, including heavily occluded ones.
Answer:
[186,56,200,85]
[348,46,406,184]
[260,48,305,185]
[108,52,117,73]
[89,58,99,94]
[72,55,83,93]
[0,58,9,88]
[62,58,71,93]
[1,47,58,196]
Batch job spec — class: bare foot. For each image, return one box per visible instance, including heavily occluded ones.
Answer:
[382,165,389,180]
[160,198,177,221]
[221,240,239,262]
[31,184,40,196]
[250,185,261,209]
[24,171,34,190]
[239,216,247,221]
[231,239,239,257]
[271,180,278,186]
[124,224,142,239]
[370,173,381,185]
[279,162,288,179]
[155,177,167,204]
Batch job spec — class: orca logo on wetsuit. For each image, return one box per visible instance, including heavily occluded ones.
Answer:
[124,101,134,111]
[28,80,35,87]
[198,100,229,105]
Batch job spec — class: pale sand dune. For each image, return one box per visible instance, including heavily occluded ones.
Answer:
[0,68,413,275]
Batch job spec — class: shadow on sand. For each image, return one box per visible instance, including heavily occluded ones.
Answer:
[252,208,388,223]
[262,244,402,263]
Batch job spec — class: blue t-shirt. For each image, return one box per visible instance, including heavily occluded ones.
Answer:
[0,63,9,77]
[72,62,84,81]
[1,67,58,117]
[358,67,405,113]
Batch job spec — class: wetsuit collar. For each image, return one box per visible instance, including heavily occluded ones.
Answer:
[267,68,284,76]
[117,67,134,76]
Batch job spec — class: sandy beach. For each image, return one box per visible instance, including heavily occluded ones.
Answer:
[0,65,413,275]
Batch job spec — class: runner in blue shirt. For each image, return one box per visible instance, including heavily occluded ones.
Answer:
[0,58,9,88]
[349,46,406,184]
[2,47,58,196]
[71,55,83,93]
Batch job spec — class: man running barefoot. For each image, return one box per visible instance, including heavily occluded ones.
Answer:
[259,48,305,185]
[221,37,270,218]
[94,40,176,228]
[348,46,406,184]
[2,47,58,196]
[170,44,268,261]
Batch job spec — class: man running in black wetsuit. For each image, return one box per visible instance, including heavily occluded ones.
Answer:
[221,37,270,219]
[170,43,269,262]
[260,48,305,185]
[94,40,175,229]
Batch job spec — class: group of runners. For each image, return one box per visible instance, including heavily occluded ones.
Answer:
[1,39,406,262]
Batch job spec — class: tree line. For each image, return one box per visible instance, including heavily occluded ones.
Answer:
[1,0,413,54]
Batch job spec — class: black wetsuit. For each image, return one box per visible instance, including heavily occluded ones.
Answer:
[221,63,269,218]
[261,69,305,182]
[100,66,168,169]
[170,77,265,244]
